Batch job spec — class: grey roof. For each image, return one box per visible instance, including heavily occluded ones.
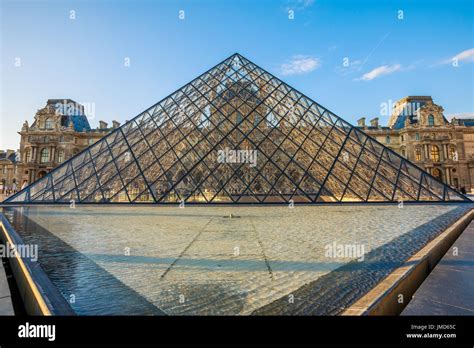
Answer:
[458,119,474,127]
[47,99,92,132]
[0,151,18,163]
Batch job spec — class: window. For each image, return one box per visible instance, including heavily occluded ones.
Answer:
[45,118,54,129]
[40,148,50,163]
[431,145,440,162]
[415,133,420,140]
[58,150,65,163]
[415,147,422,161]
[401,135,405,142]
[401,148,406,157]
[386,136,390,144]
[428,114,435,127]
[450,146,457,160]
[25,148,32,162]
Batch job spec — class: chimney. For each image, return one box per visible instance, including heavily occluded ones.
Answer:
[112,120,120,129]
[357,117,366,127]
[99,121,108,129]
[370,117,379,127]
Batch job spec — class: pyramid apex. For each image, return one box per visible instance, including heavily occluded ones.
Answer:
[230,52,246,59]
[5,53,469,204]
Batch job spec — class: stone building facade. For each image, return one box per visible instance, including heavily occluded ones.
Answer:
[0,150,19,200]
[2,96,474,201]
[360,96,474,193]
[13,99,118,192]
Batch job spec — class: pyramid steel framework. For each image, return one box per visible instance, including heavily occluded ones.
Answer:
[5,54,469,204]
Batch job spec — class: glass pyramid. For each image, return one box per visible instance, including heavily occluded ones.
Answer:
[5,54,469,204]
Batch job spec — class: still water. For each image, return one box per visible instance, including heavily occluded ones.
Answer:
[3,204,471,315]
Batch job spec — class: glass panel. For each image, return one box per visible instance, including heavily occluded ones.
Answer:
[6,54,462,204]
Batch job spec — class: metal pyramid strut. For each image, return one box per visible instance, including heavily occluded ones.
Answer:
[5,54,469,203]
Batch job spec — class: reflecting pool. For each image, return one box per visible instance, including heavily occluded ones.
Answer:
[3,204,471,315]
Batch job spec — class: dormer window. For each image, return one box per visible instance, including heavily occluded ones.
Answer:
[45,118,54,129]
[428,114,435,127]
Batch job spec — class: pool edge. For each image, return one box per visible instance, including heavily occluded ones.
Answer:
[341,207,474,316]
[0,211,75,316]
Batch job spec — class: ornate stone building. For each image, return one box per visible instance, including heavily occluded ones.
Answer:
[0,150,19,200]
[3,95,474,201]
[16,99,119,189]
[360,96,474,193]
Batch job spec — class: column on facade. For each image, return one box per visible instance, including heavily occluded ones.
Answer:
[443,144,448,160]
[424,144,429,160]
[51,146,55,163]
[32,146,37,163]
[445,167,451,185]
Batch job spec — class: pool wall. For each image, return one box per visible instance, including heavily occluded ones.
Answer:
[0,211,74,315]
[342,208,473,316]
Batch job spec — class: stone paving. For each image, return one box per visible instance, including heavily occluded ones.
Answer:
[402,220,474,315]
[3,204,472,315]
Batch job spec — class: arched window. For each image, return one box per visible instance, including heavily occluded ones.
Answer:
[401,147,406,157]
[58,150,65,163]
[415,147,422,161]
[40,148,50,163]
[45,118,54,129]
[25,148,32,162]
[428,114,435,127]
[431,145,440,162]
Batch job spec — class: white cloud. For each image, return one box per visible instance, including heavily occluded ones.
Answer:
[335,59,363,76]
[447,112,474,120]
[445,48,474,64]
[431,48,474,67]
[281,55,321,76]
[357,64,401,81]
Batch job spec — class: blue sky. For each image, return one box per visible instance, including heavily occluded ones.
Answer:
[1,0,473,149]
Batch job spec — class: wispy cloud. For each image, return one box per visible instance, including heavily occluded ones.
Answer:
[285,0,315,11]
[280,55,321,76]
[446,112,474,120]
[433,48,474,67]
[335,59,363,76]
[356,64,402,81]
